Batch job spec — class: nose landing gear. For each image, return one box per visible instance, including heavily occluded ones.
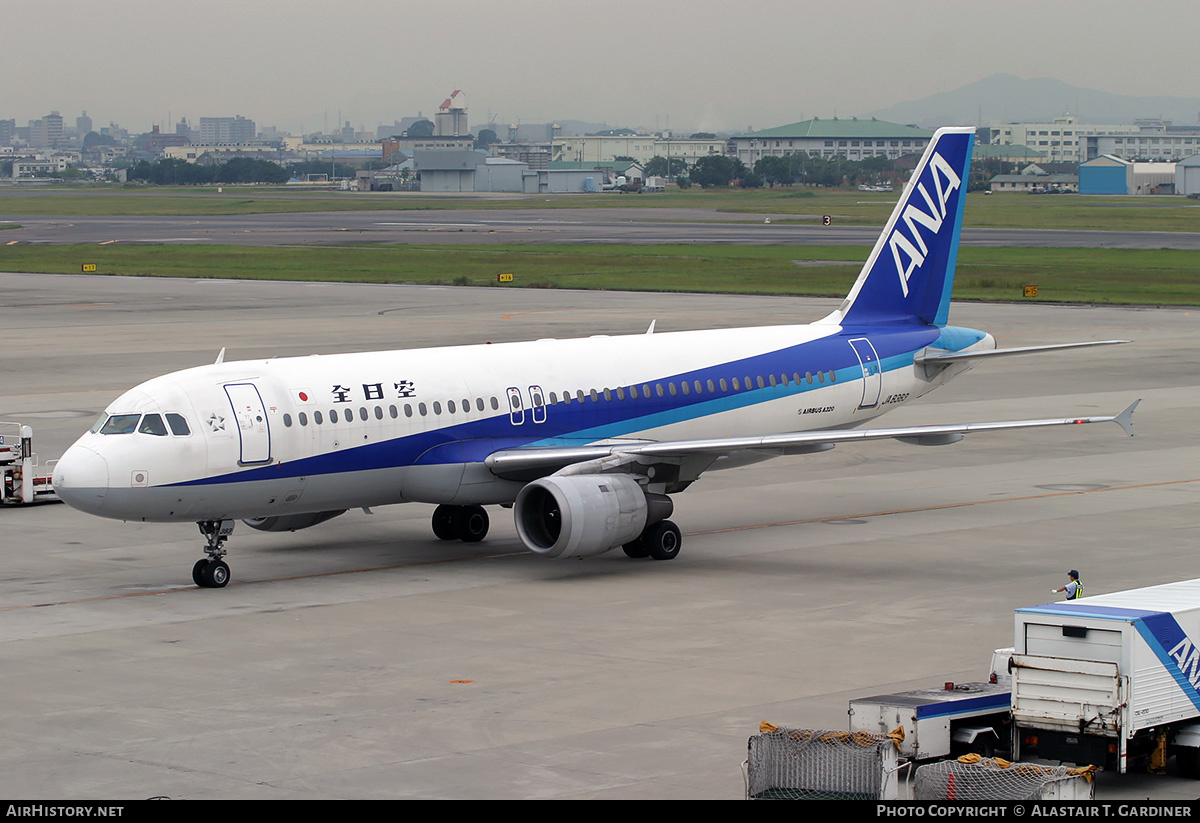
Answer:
[194,519,234,588]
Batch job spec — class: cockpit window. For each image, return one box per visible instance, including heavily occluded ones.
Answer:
[90,414,108,434]
[166,414,191,436]
[138,414,168,436]
[100,414,141,435]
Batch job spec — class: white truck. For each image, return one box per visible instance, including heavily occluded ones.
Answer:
[1010,578,1200,775]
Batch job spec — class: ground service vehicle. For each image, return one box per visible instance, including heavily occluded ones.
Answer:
[849,650,1012,761]
[1011,579,1200,775]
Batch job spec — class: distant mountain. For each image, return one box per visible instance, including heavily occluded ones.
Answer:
[869,74,1200,128]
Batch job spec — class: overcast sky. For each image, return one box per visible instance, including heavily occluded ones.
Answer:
[9,0,1199,135]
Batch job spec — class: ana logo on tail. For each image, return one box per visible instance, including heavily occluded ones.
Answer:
[889,152,962,297]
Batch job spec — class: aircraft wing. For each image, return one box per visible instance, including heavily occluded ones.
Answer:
[485,399,1140,480]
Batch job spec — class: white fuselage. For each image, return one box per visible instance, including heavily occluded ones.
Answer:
[52,319,989,523]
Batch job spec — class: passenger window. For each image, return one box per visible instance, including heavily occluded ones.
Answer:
[375,406,384,420]
[100,414,140,435]
[138,414,168,436]
[681,382,690,395]
[166,413,191,436]
[476,398,485,412]
[314,411,324,425]
[404,404,413,417]
[732,377,741,391]
[330,409,339,423]
[491,397,500,410]
[419,403,427,416]
[283,414,293,428]
[299,412,308,426]
[829,370,837,383]
[448,400,457,414]
[359,407,368,421]
[433,401,442,415]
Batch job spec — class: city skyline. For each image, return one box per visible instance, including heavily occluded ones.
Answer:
[10,0,1200,136]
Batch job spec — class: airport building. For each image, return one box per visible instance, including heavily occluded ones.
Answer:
[973,143,1047,165]
[551,135,726,166]
[1080,125,1200,162]
[1078,155,1178,195]
[1176,155,1200,197]
[380,134,474,164]
[730,118,932,166]
[987,115,1137,165]
[414,149,612,194]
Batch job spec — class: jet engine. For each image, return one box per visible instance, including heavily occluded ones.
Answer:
[243,510,347,532]
[514,474,667,558]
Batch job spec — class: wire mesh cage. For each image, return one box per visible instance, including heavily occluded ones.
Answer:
[745,724,899,800]
[914,755,1096,801]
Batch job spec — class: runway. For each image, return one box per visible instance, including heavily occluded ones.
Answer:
[5,206,1200,248]
[1,272,1198,799]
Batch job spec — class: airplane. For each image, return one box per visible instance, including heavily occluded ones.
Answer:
[52,127,1137,588]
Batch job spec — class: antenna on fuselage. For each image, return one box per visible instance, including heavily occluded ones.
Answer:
[214,347,226,365]
[645,320,656,335]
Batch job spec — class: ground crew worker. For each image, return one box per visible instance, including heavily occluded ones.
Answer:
[1052,570,1084,600]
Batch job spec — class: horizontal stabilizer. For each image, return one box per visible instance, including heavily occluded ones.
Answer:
[915,340,1129,365]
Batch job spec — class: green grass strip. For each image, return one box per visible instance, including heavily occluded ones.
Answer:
[2,242,1197,305]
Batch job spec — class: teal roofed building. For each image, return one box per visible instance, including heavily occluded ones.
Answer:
[730,118,934,166]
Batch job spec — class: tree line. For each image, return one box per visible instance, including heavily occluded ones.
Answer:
[650,151,1017,191]
[127,157,293,185]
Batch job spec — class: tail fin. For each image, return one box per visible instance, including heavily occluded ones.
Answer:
[827,126,975,328]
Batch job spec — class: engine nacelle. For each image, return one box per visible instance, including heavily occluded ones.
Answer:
[514,474,648,558]
[243,510,347,532]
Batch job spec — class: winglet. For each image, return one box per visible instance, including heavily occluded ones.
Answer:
[1113,399,1140,437]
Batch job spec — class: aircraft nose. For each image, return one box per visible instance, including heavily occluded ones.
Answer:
[53,444,110,514]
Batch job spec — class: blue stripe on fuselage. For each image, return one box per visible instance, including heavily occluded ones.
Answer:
[168,326,945,488]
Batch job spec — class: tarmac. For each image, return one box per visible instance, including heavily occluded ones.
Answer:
[5,205,1200,248]
[1,271,1198,799]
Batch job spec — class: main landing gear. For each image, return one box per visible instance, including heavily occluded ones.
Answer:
[193,519,234,588]
[431,504,490,543]
[622,519,682,561]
